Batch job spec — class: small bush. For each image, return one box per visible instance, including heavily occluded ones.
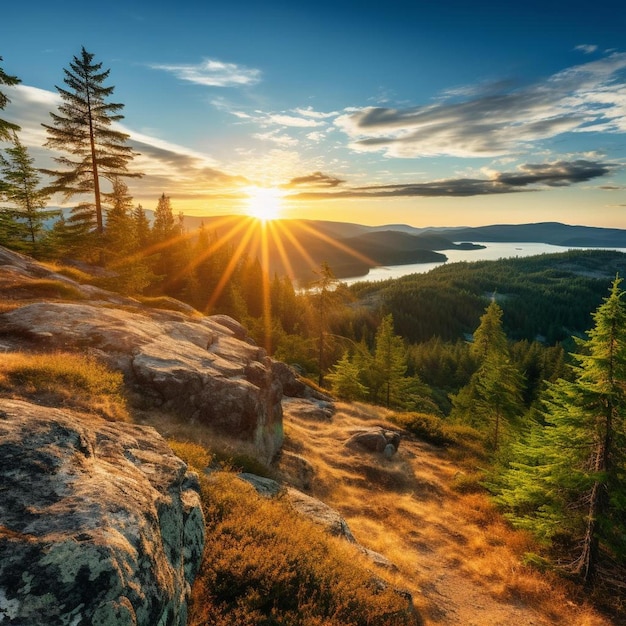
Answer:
[168,440,213,472]
[389,411,449,446]
[0,351,129,421]
[451,470,486,494]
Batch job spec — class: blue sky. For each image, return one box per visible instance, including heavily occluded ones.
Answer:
[2,0,626,227]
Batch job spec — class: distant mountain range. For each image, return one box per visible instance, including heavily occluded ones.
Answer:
[177,216,626,282]
[48,210,626,281]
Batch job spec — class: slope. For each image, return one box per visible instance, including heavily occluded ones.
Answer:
[279,401,613,626]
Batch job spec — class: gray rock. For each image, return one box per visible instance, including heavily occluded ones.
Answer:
[0,398,205,626]
[345,428,402,454]
[279,451,315,490]
[238,472,283,497]
[0,300,284,463]
[282,397,335,421]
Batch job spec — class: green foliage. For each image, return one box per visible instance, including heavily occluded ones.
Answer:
[0,56,21,140]
[0,132,56,255]
[190,471,418,626]
[451,300,524,450]
[388,411,449,446]
[326,351,369,401]
[494,277,626,585]
[41,46,141,235]
[353,250,626,344]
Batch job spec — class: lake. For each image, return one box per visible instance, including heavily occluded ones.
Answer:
[340,242,626,285]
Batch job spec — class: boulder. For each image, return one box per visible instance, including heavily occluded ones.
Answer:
[0,398,205,626]
[0,246,288,462]
[345,428,402,455]
[0,301,284,463]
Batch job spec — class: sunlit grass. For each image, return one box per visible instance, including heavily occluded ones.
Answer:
[279,401,610,625]
[0,351,129,421]
[189,470,418,626]
[1,277,85,300]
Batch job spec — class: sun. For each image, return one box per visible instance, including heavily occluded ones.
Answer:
[244,186,284,222]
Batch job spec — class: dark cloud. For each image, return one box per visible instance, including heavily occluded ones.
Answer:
[495,160,616,187]
[287,159,615,200]
[284,171,345,188]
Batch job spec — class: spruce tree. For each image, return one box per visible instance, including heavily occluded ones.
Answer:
[42,47,140,234]
[326,351,369,401]
[372,314,407,408]
[495,277,626,586]
[0,132,56,254]
[311,261,337,386]
[0,57,20,141]
[451,300,524,450]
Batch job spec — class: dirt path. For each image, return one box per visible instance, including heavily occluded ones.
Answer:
[280,401,612,626]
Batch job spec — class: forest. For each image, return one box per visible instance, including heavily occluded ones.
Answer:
[2,48,626,615]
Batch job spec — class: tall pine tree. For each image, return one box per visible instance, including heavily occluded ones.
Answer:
[495,277,626,586]
[42,47,140,235]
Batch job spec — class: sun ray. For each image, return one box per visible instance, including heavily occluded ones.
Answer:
[204,218,259,313]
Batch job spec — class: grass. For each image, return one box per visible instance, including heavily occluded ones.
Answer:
[0,351,129,421]
[188,470,418,626]
[278,401,611,625]
[1,277,86,300]
[40,261,95,284]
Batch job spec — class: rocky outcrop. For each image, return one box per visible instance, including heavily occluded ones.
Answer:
[0,398,205,626]
[0,246,301,463]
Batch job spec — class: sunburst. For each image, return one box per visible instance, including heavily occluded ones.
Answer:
[244,186,284,222]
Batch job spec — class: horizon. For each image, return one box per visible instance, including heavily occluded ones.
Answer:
[2,1,626,228]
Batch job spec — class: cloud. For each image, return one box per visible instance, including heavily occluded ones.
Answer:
[266,113,324,128]
[575,44,599,54]
[335,52,626,158]
[494,160,615,187]
[253,129,299,147]
[3,83,249,206]
[149,58,261,87]
[284,171,345,188]
[294,106,339,119]
[287,159,615,200]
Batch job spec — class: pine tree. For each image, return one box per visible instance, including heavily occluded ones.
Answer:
[495,277,626,586]
[0,132,56,254]
[0,57,20,142]
[326,351,369,401]
[132,203,151,250]
[371,314,407,408]
[42,47,140,234]
[451,300,524,450]
[311,261,338,386]
[99,178,151,294]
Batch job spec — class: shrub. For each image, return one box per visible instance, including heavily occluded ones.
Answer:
[168,440,213,472]
[189,471,418,626]
[388,411,449,446]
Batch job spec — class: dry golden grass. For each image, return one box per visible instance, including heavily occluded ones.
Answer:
[0,351,129,421]
[278,401,613,626]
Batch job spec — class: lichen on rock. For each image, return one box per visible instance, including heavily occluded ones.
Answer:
[0,398,205,626]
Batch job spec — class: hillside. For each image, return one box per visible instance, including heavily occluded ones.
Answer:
[0,245,618,625]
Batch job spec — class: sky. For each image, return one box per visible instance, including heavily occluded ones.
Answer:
[2,0,626,228]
